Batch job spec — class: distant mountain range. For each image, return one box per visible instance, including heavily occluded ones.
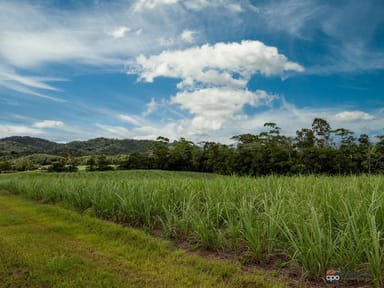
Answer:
[0,136,154,159]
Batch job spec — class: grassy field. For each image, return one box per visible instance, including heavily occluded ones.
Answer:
[0,190,286,288]
[0,170,383,286]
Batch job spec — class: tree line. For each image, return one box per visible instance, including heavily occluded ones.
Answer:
[107,118,384,175]
[1,118,383,175]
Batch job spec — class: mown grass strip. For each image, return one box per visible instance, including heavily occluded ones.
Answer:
[0,190,286,288]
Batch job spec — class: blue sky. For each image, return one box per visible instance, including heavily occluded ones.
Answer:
[0,0,383,143]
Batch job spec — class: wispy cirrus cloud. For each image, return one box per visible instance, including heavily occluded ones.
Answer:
[0,79,65,102]
[142,98,159,116]
[0,69,66,102]
[0,1,182,70]
[96,122,181,140]
[180,30,197,43]
[109,26,131,39]
[0,71,61,91]
[332,111,375,122]
[261,0,326,38]
[259,0,384,73]
[34,120,65,129]
[118,114,143,126]
[132,0,249,12]
[133,0,179,12]
[0,124,43,137]
[0,0,189,103]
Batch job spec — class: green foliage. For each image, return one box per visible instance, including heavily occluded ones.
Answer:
[45,254,73,274]
[95,155,113,171]
[0,136,153,159]
[47,161,66,172]
[86,156,97,171]
[47,161,78,173]
[168,138,200,171]
[12,158,37,171]
[86,155,113,171]
[152,136,170,170]
[1,171,383,285]
[0,160,12,172]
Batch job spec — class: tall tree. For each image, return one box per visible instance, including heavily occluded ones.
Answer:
[293,128,316,173]
[358,134,372,173]
[333,128,358,174]
[168,138,199,171]
[0,160,12,172]
[312,118,331,147]
[152,136,170,170]
[372,135,384,173]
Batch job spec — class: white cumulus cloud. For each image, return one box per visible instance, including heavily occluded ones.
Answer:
[128,40,303,137]
[171,88,276,135]
[172,88,275,119]
[131,40,304,88]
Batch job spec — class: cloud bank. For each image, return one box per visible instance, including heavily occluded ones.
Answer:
[130,40,303,136]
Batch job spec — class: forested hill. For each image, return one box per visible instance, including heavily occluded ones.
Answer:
[0,136,154,158]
